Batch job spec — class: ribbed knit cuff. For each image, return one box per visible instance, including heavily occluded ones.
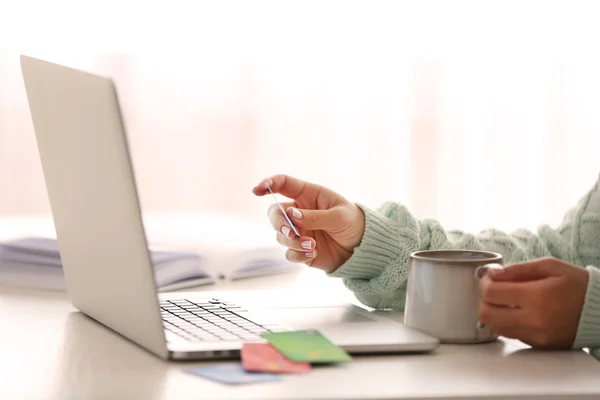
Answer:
[327,204,401,280]
[573,265,600,349]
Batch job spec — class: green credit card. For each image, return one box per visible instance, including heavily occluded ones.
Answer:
[260,329,352,363]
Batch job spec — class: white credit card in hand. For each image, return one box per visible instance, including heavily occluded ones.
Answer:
[266,183,300,237]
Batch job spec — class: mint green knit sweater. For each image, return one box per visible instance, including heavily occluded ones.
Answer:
[329,174,600,355]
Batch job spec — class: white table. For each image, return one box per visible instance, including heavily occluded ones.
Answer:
[2,214,600,400]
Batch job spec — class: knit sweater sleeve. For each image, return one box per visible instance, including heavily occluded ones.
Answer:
[328,202,575,309]
[328,176,600,352]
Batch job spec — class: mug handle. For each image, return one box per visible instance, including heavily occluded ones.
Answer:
[473,263,504,333]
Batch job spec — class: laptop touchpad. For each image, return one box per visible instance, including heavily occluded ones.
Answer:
[267,306,377,325]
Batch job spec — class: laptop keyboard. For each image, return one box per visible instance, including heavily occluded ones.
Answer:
[159,298,287,342]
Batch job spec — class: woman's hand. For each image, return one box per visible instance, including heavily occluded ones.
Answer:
[478,257,589,349]
[252,174,365,273]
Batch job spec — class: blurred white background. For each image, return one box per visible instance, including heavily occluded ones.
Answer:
[1,0,600,234]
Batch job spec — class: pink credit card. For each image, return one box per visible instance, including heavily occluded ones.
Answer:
[242,342,311,374]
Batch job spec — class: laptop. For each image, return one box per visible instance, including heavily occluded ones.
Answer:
[19,55,439,360]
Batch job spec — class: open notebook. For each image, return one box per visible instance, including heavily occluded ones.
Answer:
[0,237,298,292]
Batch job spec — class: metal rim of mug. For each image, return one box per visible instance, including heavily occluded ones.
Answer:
[409,249,502,264]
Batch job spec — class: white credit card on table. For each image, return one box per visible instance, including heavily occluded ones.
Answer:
[266,183,300,237]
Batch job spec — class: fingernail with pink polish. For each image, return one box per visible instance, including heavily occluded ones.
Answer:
[290,207,302,219]
[487,268,504,278]
[305,251,316,258]
[301,241,312,250]
[281,226,291,237]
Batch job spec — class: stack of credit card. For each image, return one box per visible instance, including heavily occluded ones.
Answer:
[184,329,351,385]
